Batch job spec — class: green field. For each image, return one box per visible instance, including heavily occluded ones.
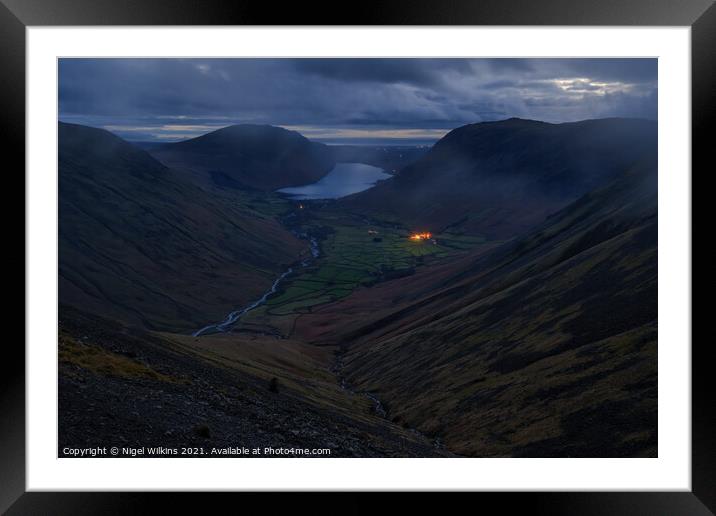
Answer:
[240,205,486,329]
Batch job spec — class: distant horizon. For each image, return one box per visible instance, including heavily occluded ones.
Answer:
[58,114,656,147]
[59,58,657,145]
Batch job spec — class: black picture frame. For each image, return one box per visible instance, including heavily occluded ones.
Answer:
[3,0,712,513]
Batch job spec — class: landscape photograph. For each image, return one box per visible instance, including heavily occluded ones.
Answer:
[58,57,657,458]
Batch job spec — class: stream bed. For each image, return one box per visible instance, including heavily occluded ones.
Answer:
[192,236,319,337]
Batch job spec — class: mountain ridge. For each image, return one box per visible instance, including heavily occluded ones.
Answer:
[149,123,336,191]
[341,117,657,238]
[59,122,308,332]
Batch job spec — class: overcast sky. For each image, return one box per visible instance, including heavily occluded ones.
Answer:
[59,58,657,144]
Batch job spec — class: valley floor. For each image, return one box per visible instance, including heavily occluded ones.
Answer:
[59,188,657,458]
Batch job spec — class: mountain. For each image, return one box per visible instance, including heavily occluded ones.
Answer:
[59,122,308,332]
[149,124,336,191]
[295,155,657,457]
[342,118,657,239]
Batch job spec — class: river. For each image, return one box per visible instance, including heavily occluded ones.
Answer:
[192,236,319,337]
[194,162,388,336]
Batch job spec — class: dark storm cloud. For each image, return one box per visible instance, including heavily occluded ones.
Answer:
[292,58,474,86]
[59,58,657,143]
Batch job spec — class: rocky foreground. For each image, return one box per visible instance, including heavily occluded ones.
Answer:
[59,307,447,458]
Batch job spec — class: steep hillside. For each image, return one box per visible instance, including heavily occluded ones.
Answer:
[150,124,335,191]
[59,122,308,332]
[342,118,656,239]
[58,305,445,457]
[296,157,657,457]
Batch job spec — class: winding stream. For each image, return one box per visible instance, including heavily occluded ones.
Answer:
[192,236,319,337]
[194,162,387,336]
[191,224,444,451]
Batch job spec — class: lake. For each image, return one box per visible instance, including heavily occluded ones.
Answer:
[277,162,391,200]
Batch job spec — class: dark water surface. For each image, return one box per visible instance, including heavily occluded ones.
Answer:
[277,162,391,200]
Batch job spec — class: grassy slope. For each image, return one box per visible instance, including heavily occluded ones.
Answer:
[59,122,308,332]
[296,161,657,457]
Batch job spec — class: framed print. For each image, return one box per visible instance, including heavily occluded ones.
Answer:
[3,0,713,512]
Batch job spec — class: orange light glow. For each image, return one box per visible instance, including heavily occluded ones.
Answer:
[409,232,432,241]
